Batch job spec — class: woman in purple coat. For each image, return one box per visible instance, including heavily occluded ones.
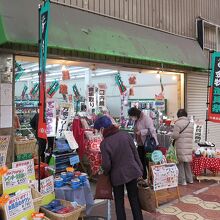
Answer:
[94,116,143,220]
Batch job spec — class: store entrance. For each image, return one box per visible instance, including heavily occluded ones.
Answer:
[14,55,184,174]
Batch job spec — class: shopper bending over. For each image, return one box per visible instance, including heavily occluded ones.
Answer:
[128,107,159,179]
[172,109,194,185]
[94,116,143,220]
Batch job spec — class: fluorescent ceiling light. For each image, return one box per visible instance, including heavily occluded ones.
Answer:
[70,68,89,73]
[19,77,33,81]
[94,71,118,76]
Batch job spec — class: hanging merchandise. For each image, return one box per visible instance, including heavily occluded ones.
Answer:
[59,84,68,95]
[47,80,60,98]
[72,84,80,100]
[115,72,127,95]
[15,62,24,81]
[21,85,28,99]
[30,83,39,98]
[129,74,136,96]
[208,52,220,122]
[62,69,70,80]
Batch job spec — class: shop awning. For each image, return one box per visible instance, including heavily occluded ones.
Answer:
[0,0,208,71]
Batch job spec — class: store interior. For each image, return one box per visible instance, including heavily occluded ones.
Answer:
[15,55,184,123]
[14,55,185,175]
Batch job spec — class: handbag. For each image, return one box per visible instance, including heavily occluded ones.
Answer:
[94,174,113,200]
[144,129,157,153]
[172,121,190,146]
[137,180,156,213]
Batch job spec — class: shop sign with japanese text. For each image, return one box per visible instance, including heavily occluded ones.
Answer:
[12,159,35,180]
[5,189,34,220]
[208,52,220,122]
[2,167,28,194]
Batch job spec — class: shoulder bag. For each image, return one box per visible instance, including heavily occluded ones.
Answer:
[144,129,157,153]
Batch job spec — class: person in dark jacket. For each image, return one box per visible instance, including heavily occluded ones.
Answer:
[94,116,143,220]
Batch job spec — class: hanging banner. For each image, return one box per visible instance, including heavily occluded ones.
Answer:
[47,80,59,98]
[208,52,220,122]
[38,0,50,139]
[72,84,80,100]
[30,83,39,98]
[0,136,10,167]
[12,159,35,180]
[56,104,72,138]
[15,62,24,82]
[46,99,57,137]
[5,189,34,220]
[115,73,127,95]
[21,85,28,99]
[2,167,29,194]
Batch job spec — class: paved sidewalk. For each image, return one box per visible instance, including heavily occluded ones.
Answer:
[89,180,220,219]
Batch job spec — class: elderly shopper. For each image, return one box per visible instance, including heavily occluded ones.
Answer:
[94,116,143,220]
[172,109,194,185]
[128,107,159,179]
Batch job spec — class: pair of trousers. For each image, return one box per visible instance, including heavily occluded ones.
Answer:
[177,162,193,184]
[137,146,148,179]
[113,179,143,220]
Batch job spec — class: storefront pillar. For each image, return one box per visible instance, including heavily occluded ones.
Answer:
[0,53,14,167]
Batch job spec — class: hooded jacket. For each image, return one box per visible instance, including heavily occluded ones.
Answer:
[172,116,193,162]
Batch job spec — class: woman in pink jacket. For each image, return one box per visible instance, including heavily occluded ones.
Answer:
[128,107,159,179]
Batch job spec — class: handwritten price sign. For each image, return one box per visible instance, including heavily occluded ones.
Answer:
[2,167,28,194]
[5,189,34,220]
[12,159,35,180]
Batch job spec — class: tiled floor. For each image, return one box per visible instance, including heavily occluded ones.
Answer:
[89,180,220,220]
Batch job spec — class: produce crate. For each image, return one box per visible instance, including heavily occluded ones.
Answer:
[31,187,43,212]
[40,200,85,220]
[15,138,36,155]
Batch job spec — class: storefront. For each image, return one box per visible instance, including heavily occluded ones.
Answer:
[0,0,216,219]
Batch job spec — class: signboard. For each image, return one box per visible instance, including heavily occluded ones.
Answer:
[12,159,35,180]
[3,167,28,194]
[193,122,204,144]
[64,131,79,150]
[151,163,178,191]
[0,136,10,167]
[151,150,163,164]
[69,155,80,165]
[5,189,34,220]
[56,104,72,138]
[46,99,57,137]
[32,176,55,206]
[208,52,220,122]
[87,85,96,112]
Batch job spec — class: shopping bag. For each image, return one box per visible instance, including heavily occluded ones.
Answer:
[94,174,113,200]
[166,144,178,164]
[137,180,156,213]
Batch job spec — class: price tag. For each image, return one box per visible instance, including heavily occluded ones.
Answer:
[69,155,80,165]
[151,150,163,164]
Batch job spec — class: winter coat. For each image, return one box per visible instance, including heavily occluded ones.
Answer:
[172,116,193,162]
[100,129,143,186]
[134,112,159,146]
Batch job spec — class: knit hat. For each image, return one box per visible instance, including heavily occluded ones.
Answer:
[94,116,112,130]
